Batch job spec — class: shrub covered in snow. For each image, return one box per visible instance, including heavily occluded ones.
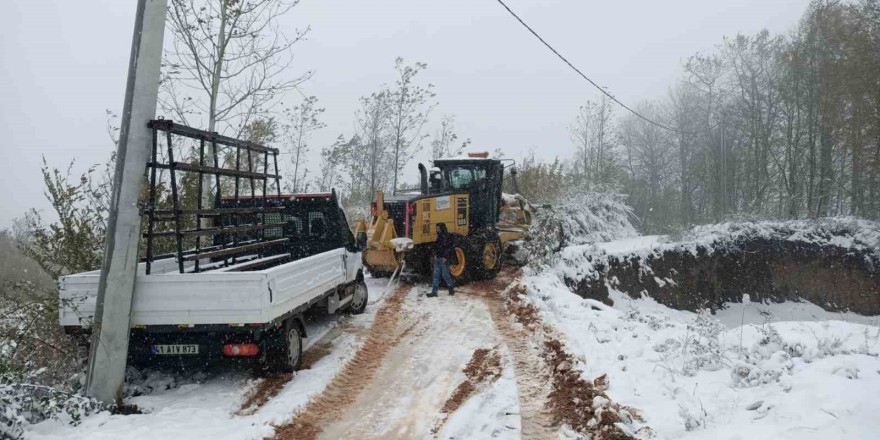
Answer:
[1,371,102,439]
[525,193,638,268]
[1,281,90,439]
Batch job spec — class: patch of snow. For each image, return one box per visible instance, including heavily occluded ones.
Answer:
[593,235,668,255]
[669,217,880,261]
[389,237,414,252]
[714,299,880,328]
[525,270,880,440]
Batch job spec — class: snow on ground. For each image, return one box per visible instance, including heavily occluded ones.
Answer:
[713,296,880,328]
[526,266,880,440]
[437,352,521,440]
[26,276,393,440]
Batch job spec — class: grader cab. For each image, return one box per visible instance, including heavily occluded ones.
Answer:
[353,152,534,281]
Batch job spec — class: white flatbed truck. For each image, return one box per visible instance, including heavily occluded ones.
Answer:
[60,193,368,372]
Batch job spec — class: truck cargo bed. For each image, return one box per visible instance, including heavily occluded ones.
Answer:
[60,248,351,328]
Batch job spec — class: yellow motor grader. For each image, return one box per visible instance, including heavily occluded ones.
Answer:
[353,152,534,281]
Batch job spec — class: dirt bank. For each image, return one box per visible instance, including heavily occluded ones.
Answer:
[569,237,880,315]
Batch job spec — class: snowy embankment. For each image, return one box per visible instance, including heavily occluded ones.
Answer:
[524,197,880,439]
[559,218,880,314]
[528,274,880,439]
[556,217,880,284]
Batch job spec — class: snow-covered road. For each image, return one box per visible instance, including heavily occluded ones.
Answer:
[311,285,515,439]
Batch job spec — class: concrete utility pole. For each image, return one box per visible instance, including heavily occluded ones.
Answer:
[86,0,168,404]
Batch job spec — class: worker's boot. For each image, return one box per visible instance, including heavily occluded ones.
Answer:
[448,287,455,296]
[427,291,438,298]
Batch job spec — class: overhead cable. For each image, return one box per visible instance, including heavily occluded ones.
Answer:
[494,0,694,134]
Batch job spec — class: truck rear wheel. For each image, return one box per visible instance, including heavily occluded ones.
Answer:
[282,320,304,371]
[265,318,303,373]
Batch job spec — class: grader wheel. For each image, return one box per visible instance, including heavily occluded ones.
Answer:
[473,232,502,280]
[448,245,468,282]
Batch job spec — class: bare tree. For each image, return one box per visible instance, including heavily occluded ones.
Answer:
[163,0,311,134]
[385,58,435,194]
[430,114,470,160]
[570,101,597,187]
[314,135,350,192]
[666,83,701,225]
[355,92,391,202]
[282,96,325,193]
[617,102,676,231]
[163,0,311,211]
[569,96,614,189]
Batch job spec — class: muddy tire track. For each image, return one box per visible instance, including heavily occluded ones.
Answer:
[432,347,503,434]
[466,271,561,440]
[270,284,411,440]
[237,373,292,417]
[237,326,346,416]
[470,270,644,440]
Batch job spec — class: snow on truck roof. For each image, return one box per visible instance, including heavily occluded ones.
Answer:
[220,193,333,201]
[434,156,497,162]
[434,151,496,162]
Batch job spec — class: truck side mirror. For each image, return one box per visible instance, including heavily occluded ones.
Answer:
[357,231,368,251]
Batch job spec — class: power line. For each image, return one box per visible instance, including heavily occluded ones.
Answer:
[493,0,692,135]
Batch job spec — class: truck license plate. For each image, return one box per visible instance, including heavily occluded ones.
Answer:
[152,344,199,355]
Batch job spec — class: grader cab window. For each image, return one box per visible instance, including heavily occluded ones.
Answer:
[448,167,474,189]
[445,165,489,191]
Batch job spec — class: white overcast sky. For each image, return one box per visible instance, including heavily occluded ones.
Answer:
[0,0,810,228]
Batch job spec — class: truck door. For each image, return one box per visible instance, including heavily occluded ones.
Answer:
[337,207,360,282]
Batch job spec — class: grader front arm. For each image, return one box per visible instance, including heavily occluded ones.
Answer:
[356,191,402,276]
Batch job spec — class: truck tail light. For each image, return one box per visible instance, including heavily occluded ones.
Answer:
[370,203,376,217]
[222,343,260,357]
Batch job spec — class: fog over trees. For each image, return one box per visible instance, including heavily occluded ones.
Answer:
[516,0,880,232]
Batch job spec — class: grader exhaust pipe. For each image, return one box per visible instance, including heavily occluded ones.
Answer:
[418,163,428,194]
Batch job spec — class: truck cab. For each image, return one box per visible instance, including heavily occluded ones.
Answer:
[216,192,361,263]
